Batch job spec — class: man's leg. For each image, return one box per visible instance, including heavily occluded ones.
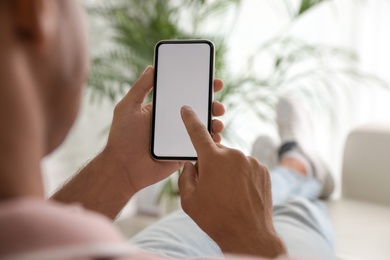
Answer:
[273,197,335,260]
[252,134,335,259]
[270,166,321,205]
[270,97,335,259]
[269,167,335,260]
[130,209,223,258]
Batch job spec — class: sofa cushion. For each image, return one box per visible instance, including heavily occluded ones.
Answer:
[343,124,390,207]
[327,199,390,260]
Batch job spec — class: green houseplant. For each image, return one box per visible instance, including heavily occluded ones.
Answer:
[87,0,386,211]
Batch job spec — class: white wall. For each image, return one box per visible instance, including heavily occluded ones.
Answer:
[219,0,390,197]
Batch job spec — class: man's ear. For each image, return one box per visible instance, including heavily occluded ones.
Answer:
[12,0,56,48]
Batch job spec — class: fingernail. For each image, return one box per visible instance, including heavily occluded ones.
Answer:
[181,106,192,112]
[143,66,153,74]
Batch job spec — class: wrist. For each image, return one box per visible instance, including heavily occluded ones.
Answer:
[52,148,136,219]
[214,227,286,258]
[99,147,137,197]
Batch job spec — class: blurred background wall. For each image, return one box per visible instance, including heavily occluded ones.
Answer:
[42,0,390,216]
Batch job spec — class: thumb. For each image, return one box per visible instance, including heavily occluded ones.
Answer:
[178,162,197,202]
[123,66,154,110]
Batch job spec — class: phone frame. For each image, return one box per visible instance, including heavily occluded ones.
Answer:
[150,39,215,161]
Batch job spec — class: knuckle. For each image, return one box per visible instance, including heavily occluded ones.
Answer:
[113,102,123,115]
[227,149,248,164]
[247,156,271,177]
[181,200,189,212]
[247,156,259,165]
[248,156,266,168]
[233,149,247,158]
[180,200,193,215]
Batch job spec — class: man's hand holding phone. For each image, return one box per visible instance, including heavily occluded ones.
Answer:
[53,66,225,220]
[102,67,225,196]
[179,106,287,258]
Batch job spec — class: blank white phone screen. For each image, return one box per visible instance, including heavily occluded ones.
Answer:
[153,42,212,158]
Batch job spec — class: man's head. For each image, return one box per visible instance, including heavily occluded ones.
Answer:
[0,0,88,154]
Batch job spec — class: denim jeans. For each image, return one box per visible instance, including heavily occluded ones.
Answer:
[130,167,336,260]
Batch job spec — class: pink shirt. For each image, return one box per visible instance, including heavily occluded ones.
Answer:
[0,199,166,259]
[0,199,290,260]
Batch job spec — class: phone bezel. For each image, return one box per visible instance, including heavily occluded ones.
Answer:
[150,39,215,161]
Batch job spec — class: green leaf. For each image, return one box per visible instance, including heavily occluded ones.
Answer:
[297,0,328,17]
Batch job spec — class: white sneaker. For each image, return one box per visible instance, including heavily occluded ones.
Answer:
[277,97,314,151]
[251,135,278,169]
[276,97,334,199]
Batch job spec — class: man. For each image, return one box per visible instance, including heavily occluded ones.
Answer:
[0,0,334,259]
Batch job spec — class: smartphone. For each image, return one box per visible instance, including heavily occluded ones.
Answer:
[151,40,215,161]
